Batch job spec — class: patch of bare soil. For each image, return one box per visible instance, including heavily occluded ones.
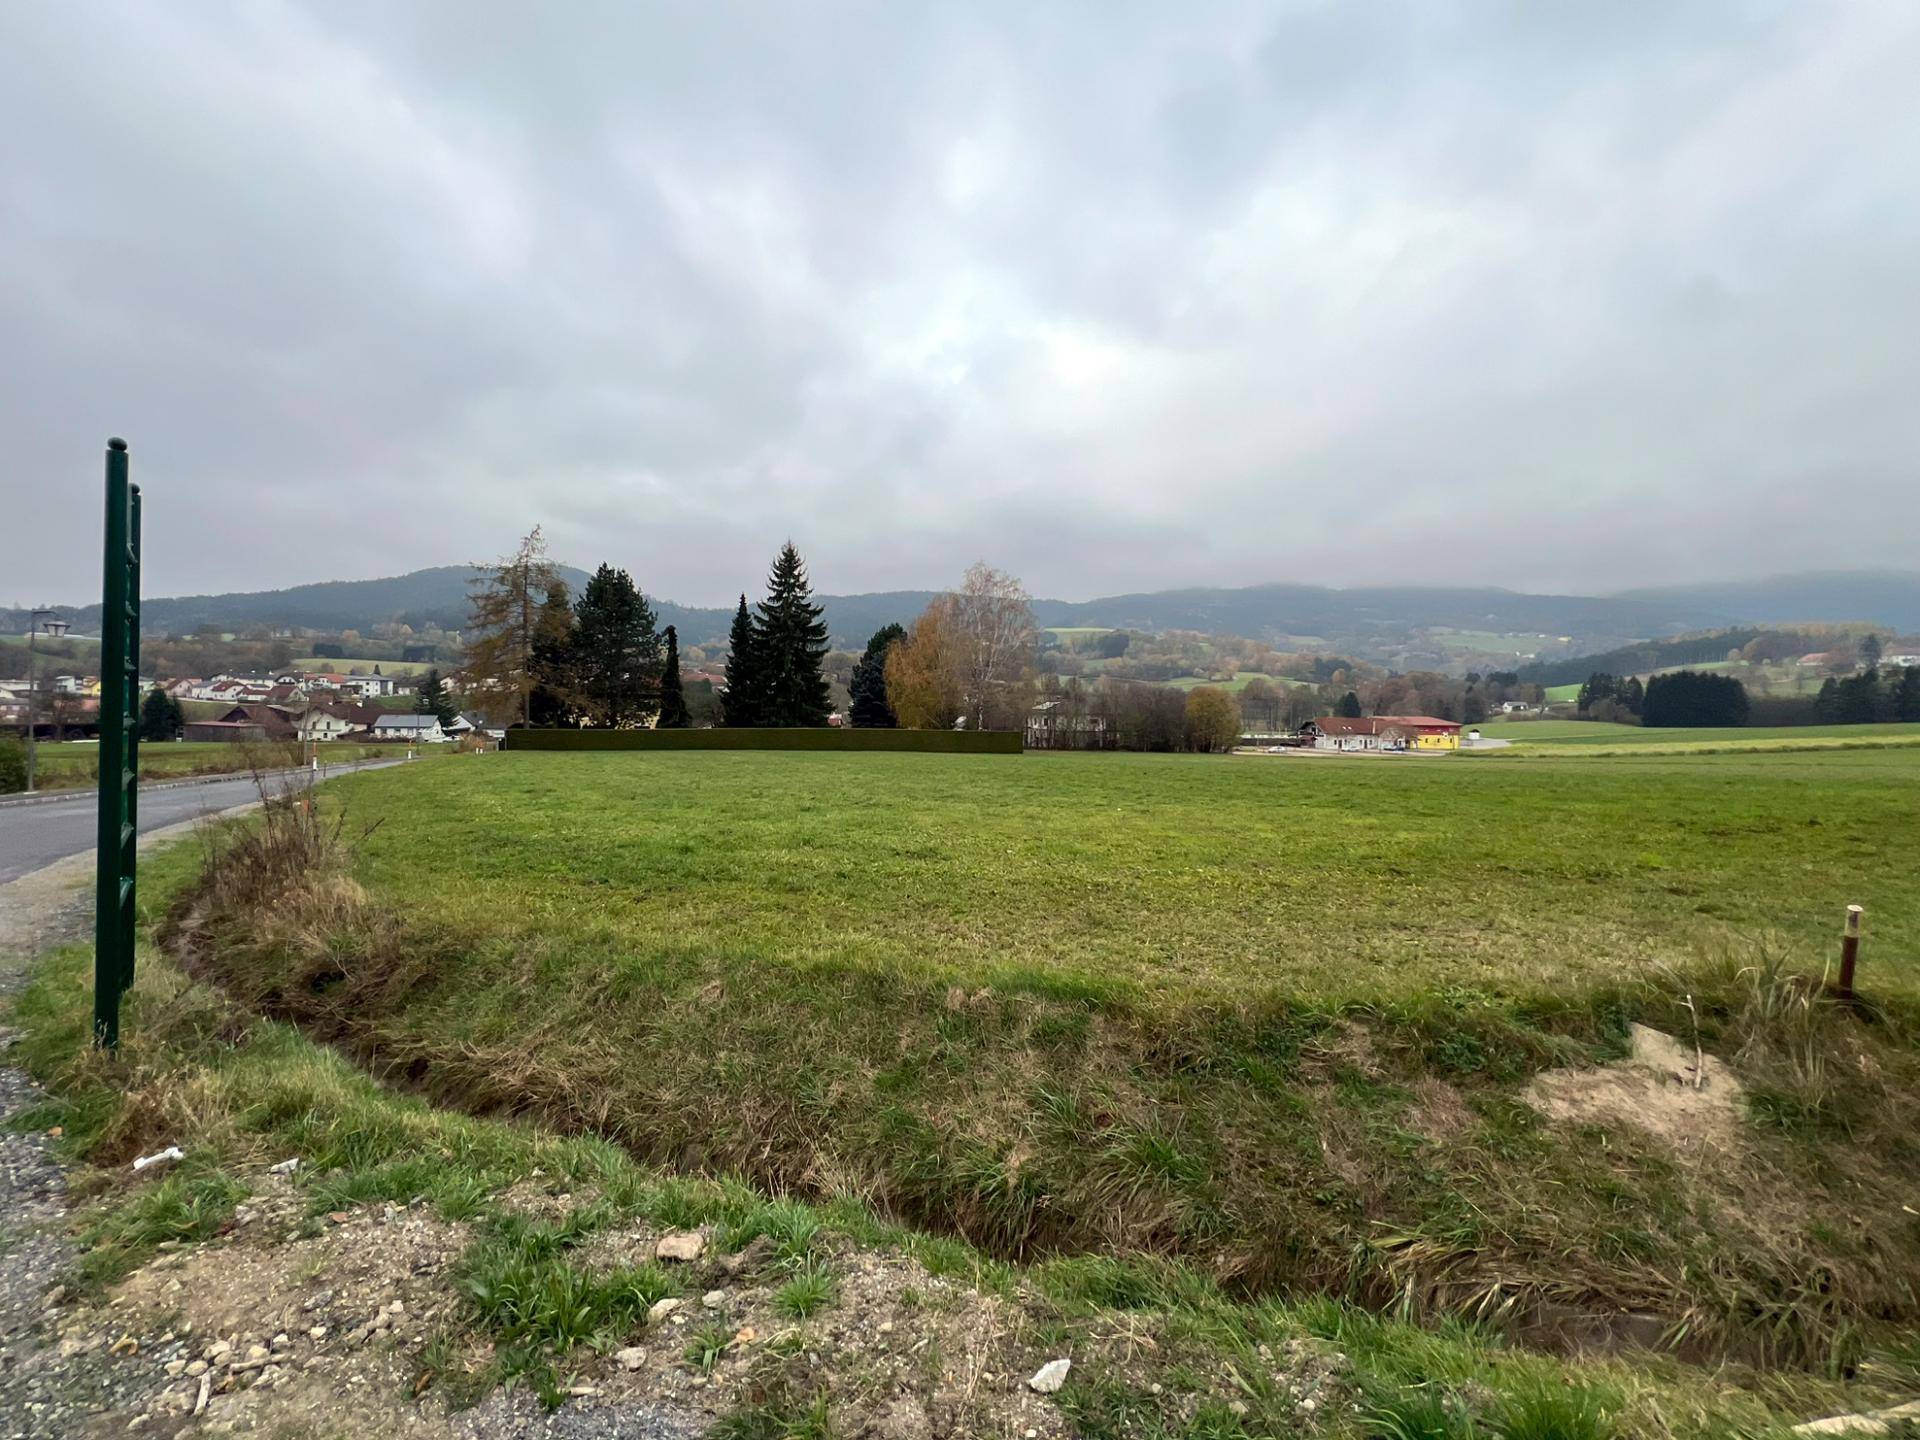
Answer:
[1524,1023,1743,1152]
[34,1169,1352,1438]
[566,1219,1351,1437]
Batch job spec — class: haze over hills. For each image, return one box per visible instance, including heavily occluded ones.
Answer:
[9,567,1920,665]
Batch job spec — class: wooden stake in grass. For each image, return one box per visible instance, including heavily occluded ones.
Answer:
[1837,904,1864,1003]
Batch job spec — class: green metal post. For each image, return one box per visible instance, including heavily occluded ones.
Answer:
[122,481,142,995]
[94,438,141,1048]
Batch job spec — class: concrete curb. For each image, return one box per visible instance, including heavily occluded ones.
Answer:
[0,760,407,813]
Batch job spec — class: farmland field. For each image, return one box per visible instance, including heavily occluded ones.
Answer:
[1159,670,1304,692]
[1475,718,1920,752]
[157,743,1920,1378]
[290,655,440,677]
[311,748,1919,1001]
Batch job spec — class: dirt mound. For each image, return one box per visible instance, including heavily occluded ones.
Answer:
[1524,1023,1743,1151]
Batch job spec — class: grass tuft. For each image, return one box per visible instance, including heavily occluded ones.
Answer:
[773,1254,837,1319]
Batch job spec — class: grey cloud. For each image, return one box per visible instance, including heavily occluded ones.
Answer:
[2,1,1916,610]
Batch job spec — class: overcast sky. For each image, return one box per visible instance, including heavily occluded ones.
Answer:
[5,2,1918,607]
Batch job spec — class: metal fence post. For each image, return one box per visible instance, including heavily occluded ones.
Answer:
[1837,904,1864,1004]
[94,438,141,1048]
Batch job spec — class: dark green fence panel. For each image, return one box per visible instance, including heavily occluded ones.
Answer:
[504,727,1021,755]
[94,438,140,1048]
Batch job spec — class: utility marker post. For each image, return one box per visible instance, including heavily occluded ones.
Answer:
[94,438,141,1049]
[1836,904,1864,1005]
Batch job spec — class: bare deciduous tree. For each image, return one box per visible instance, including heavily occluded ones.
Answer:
[464,527,559,726]
[1238,677,1281,733]
[886,564,1038,731]
[950,562,1038,730]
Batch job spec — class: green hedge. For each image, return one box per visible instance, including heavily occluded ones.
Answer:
[502,727,1022,755]
[0,735,25,794]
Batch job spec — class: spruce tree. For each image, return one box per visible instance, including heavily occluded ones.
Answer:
[721,595,762,727]
[753,543,833,727]
[139,686,177,742]
[417,669,458,727]
[571,564,661,727]
[1894,665,1920,722]
[849,623,904,727]
[1815,676,1840,722]
[1336,690,1363,718]
[1837,671,1877,724]
[657,625,691,728]
[528,580,576,726]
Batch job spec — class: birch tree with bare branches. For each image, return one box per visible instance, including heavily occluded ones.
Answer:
[951,562,1038,730]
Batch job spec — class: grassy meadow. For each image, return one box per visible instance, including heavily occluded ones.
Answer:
[321,748,1915,1003]
[1476,719,1920,746]
[24,738,439,791]
[289,655,440,677]
[139,743,1920,1393]
[1474,718,1920,757]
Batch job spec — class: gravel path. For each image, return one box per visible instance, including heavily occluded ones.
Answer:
[0,845,168,1436]
[0,817,724,1437]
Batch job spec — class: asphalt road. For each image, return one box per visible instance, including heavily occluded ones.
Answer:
[0,762,402,885]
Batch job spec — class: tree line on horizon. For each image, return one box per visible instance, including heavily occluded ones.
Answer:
[464,532,1571,746]
[464,532,1047,732]
[1574,636,1920,728]
[467,528,813,730]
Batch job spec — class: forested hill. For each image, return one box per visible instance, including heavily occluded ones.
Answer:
[1517,630,1778,688]
[11,567,1919,657]
[1616,571,1920,633]
[15,567,934,651]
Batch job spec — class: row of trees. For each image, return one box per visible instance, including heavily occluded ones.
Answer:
[1579,662,1920,727]
[882,565,1039,731]
[465,530,836,730]
[1640,670,1750,727]
[1576,671,1646,722]
[466,530,691,728]
[719,544,834,727]
[1027,678,1247,752]
[1815,665,1920,724]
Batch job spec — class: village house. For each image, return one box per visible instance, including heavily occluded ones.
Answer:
[191,673,284,704]
[1301,715,1463,752]
[367,712,447,743]
[1025,699,1111,750]
[294,705,361,744]
[183,717,270,744]
[213,703,302,740]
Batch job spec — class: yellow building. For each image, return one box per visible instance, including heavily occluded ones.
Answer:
[1306,715,1462,751]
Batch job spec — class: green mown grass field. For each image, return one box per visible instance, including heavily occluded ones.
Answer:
[148,742,1920,1383]
[1475,718,1920,754]
[326,747,1919,1003]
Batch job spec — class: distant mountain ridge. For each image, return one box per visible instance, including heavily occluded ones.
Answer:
[9,567,1919,659]
[1614,571,1920,631]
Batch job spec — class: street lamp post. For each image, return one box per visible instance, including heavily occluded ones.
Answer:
[25,609,71,794]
